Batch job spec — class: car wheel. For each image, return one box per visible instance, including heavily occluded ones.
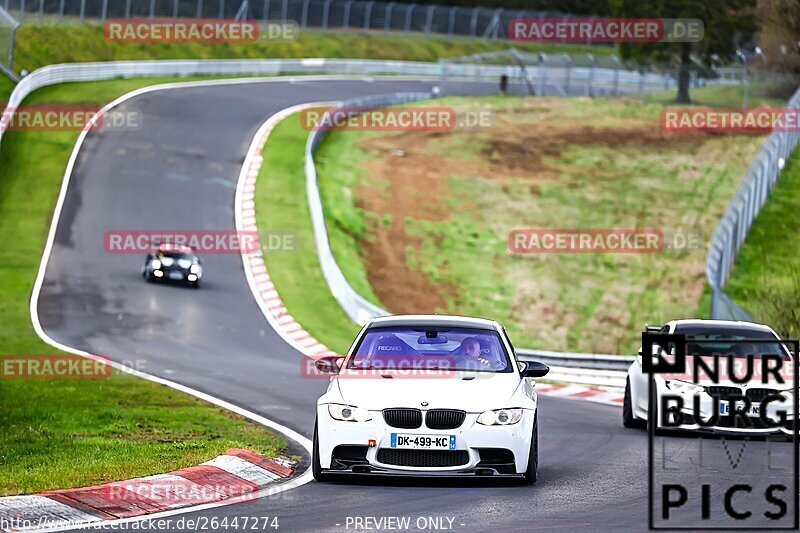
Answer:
[522,413,538,485]
[312,418,332,483]
[144,270,154,282]
[623,377,645,429]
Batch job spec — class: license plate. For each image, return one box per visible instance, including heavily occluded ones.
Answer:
[168,271,184,280]
[390,433,456,450]
[719,401,760,417]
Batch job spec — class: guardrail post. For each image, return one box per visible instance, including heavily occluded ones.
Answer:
[58,0,63,20]
[149,0,156,19]
[538,53,546,95]
[281,0,287,23]
[469,7,478,37]
[196,0,203,18]
[342,0,352,29]
[611,55,620,96]
[172,0,178,18]
[219,0,226,19]
[38,0,42,19]
[447,6,455,35]
[322,0,332,30]
[383,2,394,32]
[363,1,373,31]
[101,0,109,21]
[403,3,414,32]
[19,0,24,20]
[301,0,309,28]
[563,53,571,95]
[424,5,434,36]
[585,54,594,97]
[79,0,85,23]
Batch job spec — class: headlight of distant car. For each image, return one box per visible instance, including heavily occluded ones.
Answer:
[477,408,523,426]
[327,404,372,422]
[151,259,162,269]
[665,379,705,396]
[190,264,201,274]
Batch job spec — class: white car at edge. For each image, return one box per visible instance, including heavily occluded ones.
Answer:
[623,318,796,435]
[312,315,550,484]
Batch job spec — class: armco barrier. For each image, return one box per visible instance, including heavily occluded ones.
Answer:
[0,56,677,152]
[705,85,800,319]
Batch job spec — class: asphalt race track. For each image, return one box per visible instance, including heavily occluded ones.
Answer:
[36,78,797,532]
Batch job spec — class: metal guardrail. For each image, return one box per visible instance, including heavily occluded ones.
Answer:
[705,85,800,320]
[517,349,632,371]
[0,5,20,80]
[0,56,680,151]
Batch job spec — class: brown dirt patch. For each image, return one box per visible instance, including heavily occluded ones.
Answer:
[352,121,712,317]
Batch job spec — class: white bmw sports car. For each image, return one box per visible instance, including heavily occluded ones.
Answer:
[312,315,550,483]
[624,319,797,435]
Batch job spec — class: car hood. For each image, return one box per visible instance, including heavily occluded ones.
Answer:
[333,372,522,412]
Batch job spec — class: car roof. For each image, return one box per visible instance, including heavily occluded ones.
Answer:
[668,319,775,334]
[367,314,499,331]
[156,243,194,254]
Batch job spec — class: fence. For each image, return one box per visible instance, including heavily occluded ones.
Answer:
[0,0,606,43]
[0,6,19,80]
[705,85,800,320]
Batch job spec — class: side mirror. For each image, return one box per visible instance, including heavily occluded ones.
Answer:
[315,356,343,374]
[520,361,549,378]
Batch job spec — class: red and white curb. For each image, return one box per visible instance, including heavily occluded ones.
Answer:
[234,103,627,407]
[0,449,295,532]
[235,102,341,360]
[535,383,624,406]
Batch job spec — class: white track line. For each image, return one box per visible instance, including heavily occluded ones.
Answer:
[22,78,373,532]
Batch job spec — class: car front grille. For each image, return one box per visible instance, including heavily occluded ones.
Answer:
[707,386,741,401]
[383,408,422,429]
[746,388,781,402]
[425,409,466,430]
[377,449,469,468]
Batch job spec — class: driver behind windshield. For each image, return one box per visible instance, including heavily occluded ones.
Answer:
[455,337,492,369]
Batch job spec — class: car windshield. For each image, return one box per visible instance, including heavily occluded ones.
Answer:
[347,326,512,373]
[677,326,790,359]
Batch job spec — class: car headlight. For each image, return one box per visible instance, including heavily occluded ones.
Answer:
[190,264,201,274]
[327,404,372,422]
[477,408,523,426]
[665,379,705,396]
[779,388,797,403]
[151,259,161,269]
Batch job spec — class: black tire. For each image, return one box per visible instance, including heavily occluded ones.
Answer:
[623,377,646,429]
[144,270,154,282]
[522,413,538,485]
[312,418,332,482]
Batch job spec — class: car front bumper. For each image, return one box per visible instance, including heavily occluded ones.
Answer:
[316,404,535,477]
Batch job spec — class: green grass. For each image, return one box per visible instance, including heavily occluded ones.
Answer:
[0,77,285,496]
[723,150,800,331]
[300,93,770,355]
[14,23,612,73]
[0,76,14,101]
[644,82,791,108]
[255,116,361,354]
